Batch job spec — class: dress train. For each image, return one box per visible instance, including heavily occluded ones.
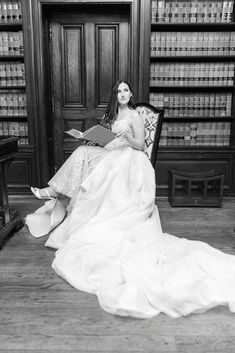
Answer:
[26,121,235,319]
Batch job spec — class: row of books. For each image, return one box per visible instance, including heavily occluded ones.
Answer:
[151,0,234,23]
[149,92,232,117]
[0,1,22,23]
[0,92,27,115]
[159,122,231,146]
[150,63,235,86]
[0,121,28,144]
[0,31,23,56]
[150,32,235,56]
[0,62,25,86]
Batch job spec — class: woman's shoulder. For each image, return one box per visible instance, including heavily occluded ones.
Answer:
[129,108,140,119]
[129,108,143,126]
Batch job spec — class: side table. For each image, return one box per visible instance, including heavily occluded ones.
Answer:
[0,137,23,247]
[168,169,224,207]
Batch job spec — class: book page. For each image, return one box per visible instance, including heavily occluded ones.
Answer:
[65,125,116,146]
[65,129,83,139]
[82,125,116,146]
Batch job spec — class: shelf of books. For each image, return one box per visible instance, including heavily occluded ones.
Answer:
[0,0,28,146]
[149,0,235,195]
[0,0,35,194]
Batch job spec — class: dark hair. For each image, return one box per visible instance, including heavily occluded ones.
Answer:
[101,80,135,129]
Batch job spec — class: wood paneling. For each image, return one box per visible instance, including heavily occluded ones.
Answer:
[6,146,37,193]
[64,119,84,132]
[156,148,235,196]
[50,10,130,169]
[96,25,118,107]
[63,25,85,107]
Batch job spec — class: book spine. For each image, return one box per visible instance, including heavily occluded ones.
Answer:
[159,121,231,146]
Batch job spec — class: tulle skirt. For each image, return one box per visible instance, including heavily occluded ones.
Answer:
[26,144,235,319]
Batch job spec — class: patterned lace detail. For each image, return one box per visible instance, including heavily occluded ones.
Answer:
[105,120,132,151]
[49,145,106,198]
[48,120,133,198]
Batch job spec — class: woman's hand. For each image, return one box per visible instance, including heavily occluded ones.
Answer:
[83,140,97,146]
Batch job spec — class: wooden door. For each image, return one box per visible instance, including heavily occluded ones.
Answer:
[49,9,130,170]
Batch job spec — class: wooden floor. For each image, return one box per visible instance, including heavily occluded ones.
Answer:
[1,197,235,353]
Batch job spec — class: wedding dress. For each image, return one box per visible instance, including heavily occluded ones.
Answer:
[26,120,235,319]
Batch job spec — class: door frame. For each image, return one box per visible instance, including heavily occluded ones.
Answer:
[22,0,151,185]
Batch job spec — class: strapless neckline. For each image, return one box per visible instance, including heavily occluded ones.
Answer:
[111,120,132,135]
[113,119,129,126]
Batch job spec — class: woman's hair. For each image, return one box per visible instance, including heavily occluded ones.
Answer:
[101,80,135,129]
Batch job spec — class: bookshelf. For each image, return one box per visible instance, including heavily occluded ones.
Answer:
[0,1,28,145]
[149,0,235,196]
[0,1,36,194]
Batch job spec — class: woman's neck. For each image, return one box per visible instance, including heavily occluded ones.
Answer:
[112,104,130,123]
[117,104,129,116]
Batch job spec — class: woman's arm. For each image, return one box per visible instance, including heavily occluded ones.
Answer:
[125,111,145,151]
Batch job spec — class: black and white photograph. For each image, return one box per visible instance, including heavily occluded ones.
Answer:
[0,1,235,352]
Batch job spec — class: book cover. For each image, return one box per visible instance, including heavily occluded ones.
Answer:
[65,124,116,147]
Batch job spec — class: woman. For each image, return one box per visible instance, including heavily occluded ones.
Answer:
[27,80,235,319]
[30,80,143,200]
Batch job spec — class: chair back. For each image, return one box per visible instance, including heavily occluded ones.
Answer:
[135,103,164,166]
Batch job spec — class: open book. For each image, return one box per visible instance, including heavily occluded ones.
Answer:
[65,125,116,147]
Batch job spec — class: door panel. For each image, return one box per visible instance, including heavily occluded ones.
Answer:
[63,25,85,107]
[50,10,130,169]
[96,25,118,107]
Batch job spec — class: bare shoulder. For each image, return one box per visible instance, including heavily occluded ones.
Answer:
[128,109,140,120]
[130,109,143,125]
[132,109,140,118]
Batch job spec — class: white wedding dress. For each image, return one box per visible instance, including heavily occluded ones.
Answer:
[26,120,235,319]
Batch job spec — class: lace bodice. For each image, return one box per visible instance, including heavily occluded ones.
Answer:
[105,120,132,151]
[111,119,131,134]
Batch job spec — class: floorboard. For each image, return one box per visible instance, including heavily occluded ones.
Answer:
[0,196,235,353]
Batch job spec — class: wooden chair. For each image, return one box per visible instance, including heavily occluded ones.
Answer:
[135,103,164,167]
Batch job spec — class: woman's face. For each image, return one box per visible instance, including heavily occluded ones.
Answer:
[117,82,132,106]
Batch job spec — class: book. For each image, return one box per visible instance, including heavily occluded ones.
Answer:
[65,124,116,147]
